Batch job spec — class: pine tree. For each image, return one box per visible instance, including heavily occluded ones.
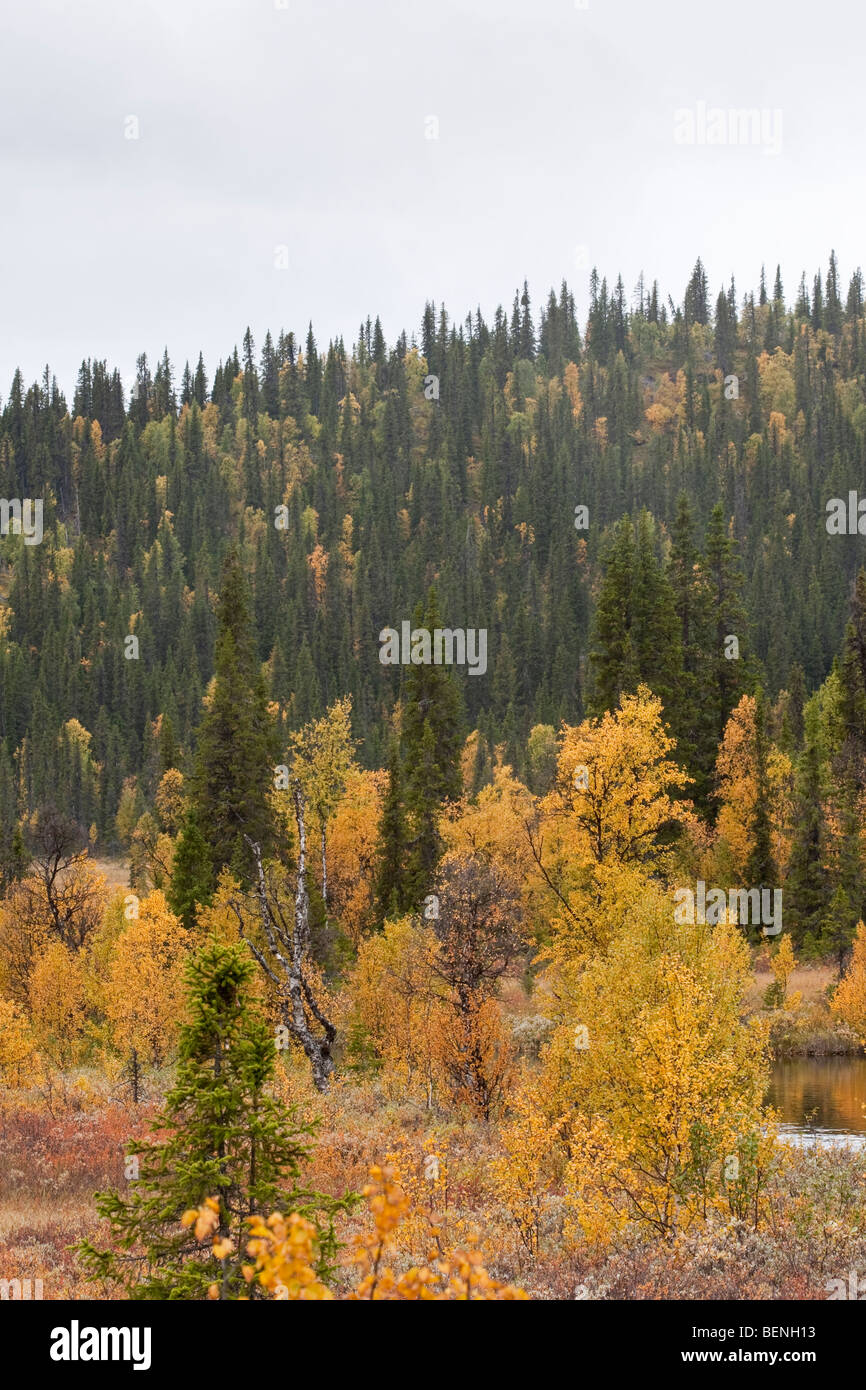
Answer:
[76,939,343,1299]
[190,550,278,886]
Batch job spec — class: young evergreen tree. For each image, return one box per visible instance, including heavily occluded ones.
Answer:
[631,509,683,726]
[76,938,344,1300]
[590,512,682,727]
[190,549,278,886]
[817,886,856,969]
[169,807,215,929]
[589,517,637,714]
[785,734,829,946]
[820,784,866,963]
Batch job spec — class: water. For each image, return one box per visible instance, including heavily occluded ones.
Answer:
[766,1057,866,1149]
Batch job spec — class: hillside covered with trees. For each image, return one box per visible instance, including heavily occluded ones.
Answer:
[4,256,866,1305]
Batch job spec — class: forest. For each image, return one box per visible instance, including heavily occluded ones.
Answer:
[3,254,866,1301]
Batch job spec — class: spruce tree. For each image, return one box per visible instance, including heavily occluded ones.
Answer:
[190,549,278,886]
[836,569,866,791]
[818,784,865,963]
[0,743,26,889]
[169,808,215,928]
[590,512,682,727]
[158,713,178,774]
[785,734,829,946]
[76,939,343,1300]
[631,509,683,726]
[589,517,637,714]
[784,663,806,751]
[818,884,858,970]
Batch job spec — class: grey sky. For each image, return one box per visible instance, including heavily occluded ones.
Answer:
[1,0,861,397]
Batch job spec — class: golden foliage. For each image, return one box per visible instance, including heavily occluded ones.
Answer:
[347,1166,527,1299]
[28,941,88,1067]
[758,348,796,420]
[244,1212,333,1300]
[714,695,793,877]
[0,996,42,1088]
[186,1165,528,1300]
[490,1081,564,1257]
[831,920,866,1042]
[352,915,442,1102]
[533,688,691,957]
[130,812,175,891]
[770,934,800,1008]
[382,1138,449,1255]
[325,767,385,944]
[563,361,582,421]
[0,884,51,1005]
[443,761,538,905]
[102,890,190,1064]
[155,769,186,833]
[307,543,329,602]
[542,895,774,1244]
[543,687,692,871]
[431,991,514,1120]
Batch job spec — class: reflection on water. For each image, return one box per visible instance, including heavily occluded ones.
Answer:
[766,1057,866,1148]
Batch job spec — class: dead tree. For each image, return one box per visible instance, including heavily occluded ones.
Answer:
[25,806,102,948]
[239,786,336,1093]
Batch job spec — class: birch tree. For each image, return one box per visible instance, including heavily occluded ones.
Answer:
[289,697,355,912]
[239,786,337,1093]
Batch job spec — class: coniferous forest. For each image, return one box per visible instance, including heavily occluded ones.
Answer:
[6,248,866,1333]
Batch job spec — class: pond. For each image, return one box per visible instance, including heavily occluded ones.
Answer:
[766,1057,866,1149]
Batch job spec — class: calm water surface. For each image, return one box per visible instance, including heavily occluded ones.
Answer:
[766,1057,866,1148]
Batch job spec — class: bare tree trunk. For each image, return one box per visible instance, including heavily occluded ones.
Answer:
[242,788,336,1094]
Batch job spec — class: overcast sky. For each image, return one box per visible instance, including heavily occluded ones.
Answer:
[1,0,861,397]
